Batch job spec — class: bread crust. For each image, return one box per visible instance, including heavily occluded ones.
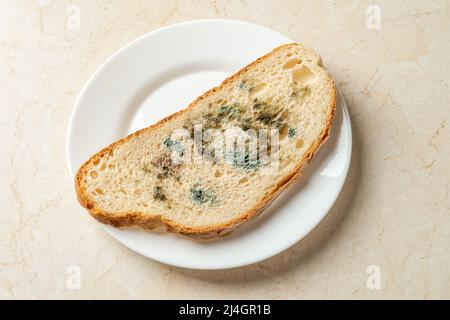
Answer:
[74,43,336,239]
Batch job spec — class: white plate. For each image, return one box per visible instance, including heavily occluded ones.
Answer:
[67,19,352,270]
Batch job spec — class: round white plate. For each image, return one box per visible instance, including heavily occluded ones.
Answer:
[67,19,352,270]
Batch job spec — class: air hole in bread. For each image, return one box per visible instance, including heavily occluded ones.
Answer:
[279,125,289,140]
[108,164,114,169]
[239,177,249,184]
[296,138,304,149]
[95,188,104,195]
[249,83,266,97]
[100,163,106,171]
[283,58,301,69]
[214,170,222,178]
[90,171,98,179]
[292,65,314,83]
[93,159,100,166]
[119,188,127,195]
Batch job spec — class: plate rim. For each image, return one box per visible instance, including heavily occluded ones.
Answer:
[66,19,352,270]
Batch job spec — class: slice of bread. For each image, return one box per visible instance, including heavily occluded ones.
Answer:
[75,43,336,239]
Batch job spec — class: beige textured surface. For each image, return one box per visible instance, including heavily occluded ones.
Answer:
[1,0,449,299]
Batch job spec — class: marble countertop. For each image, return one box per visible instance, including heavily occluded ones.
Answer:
[1,0,449,299]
